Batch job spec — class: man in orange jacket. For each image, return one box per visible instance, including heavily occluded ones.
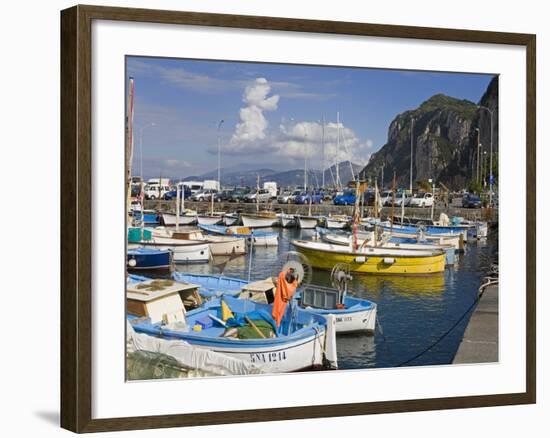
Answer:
[272,267,299,330]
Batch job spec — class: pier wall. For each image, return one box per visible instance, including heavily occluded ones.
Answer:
[144,200,498,222]
[453,284,499,364]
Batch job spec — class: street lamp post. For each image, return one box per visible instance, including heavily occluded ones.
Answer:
[478,106,494,207]
[410,117,414,193]
[217,119,224,190]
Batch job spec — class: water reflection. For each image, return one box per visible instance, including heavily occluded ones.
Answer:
[175,227,497,369]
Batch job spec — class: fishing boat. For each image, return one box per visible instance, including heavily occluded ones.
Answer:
[133,209,160,225]
[320,231,456,265]
[161,210,197,226]
[374,219,469,241]
[199,224,279,247]
[376,225,464,251]
[127,288,338,373]
[151,227,246,256]
[197,213,224,226]
[127,248,172,273]
[277,213,296,228]
[296,215,321,229]
[172,272,247,298]
[223,212,240,226]
[292,239,446,274]
[129,236,210,263]
[241,212,278,228]
[300,285,377,333]
[325,215,351,230]
[239,276,377,334]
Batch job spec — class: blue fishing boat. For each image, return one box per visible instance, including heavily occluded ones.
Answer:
[132,209,161,225]
[127,248,172,272]
[199,224,278,246]
[172,272,247,298]
[127,291,337,373]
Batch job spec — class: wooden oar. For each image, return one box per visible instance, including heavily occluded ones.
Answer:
[244,316,266,339]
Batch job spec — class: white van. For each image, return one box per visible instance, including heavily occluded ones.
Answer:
[144,184,171,200]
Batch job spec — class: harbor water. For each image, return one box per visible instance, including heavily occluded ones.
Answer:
[175,227,498,370]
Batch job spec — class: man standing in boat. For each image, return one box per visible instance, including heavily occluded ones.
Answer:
[272,267,299,331]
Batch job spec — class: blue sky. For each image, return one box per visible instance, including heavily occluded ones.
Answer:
[127,56,494,179]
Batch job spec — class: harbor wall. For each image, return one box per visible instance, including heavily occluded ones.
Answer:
[144,200,498,223]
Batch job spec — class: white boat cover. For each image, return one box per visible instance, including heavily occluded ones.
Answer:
[127,322,263,376]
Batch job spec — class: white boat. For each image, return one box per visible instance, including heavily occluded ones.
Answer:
[223,213,240,226]
[277,213,296,228]
[199,224,279,247]
[197,214,224,226]
[241,212,278,228]
[130,236,210,263]
[297,215,320,229]
[239,278,377,334]
[325,215,350,229]
[128,290,338,373]
[161,211,197,226]
[151,227,246,256]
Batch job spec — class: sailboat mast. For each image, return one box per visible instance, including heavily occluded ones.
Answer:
[126,77,135,224]
[336,111,340,189]
[321,115,325,189]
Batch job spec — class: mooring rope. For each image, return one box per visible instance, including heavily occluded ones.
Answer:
[395,277,498,367]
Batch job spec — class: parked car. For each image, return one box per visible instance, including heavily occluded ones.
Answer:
[190,189,217,202]
[393,192,411,207]
[288,189,304,204]
[214,190,234,203]
[277,190,293,204]
[333,189,356,205]
[163,186,191,200]
[378,190,393,206]
[409,192,434,208]
[462,193,482,208]
[229,188,250,202]
[295,191,324,204]
[243,189,271,203]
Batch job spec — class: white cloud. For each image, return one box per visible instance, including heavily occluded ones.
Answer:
[228,78,279,151]
[274,120,373,168]
[217,77,374,169]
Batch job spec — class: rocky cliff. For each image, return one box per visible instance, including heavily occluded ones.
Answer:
[360,76,498,190]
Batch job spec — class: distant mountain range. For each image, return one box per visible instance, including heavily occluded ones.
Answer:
[182,161,363,189]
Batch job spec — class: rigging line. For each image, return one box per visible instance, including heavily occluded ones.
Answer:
[395,278,496,367]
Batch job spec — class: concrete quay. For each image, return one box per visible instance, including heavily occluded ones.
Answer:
[453,283,499,364]
[144,200,498,223]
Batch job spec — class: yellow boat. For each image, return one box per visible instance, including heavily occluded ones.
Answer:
[291,240,446,275]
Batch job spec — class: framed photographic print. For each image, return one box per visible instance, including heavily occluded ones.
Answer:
[60,4,536,433]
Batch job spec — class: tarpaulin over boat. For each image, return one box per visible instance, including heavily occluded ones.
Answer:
[126,322,263,378]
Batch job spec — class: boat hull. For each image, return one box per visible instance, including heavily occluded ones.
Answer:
[127,248,172,271]
[161,213,197,226]
[207,235,247,256]
[199,224,279,247]
[241,214,278,228]
[292,241,446,275]
[131,240,210,263]
[223,214,240,226]
[297,216,319,229]
[278,214,296,228]
[325,218,349,229]
[197,215,223,226]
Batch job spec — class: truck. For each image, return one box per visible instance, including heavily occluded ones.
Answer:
[203,180,220,191]
[263,182,278,199]
[144,178,172,199]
